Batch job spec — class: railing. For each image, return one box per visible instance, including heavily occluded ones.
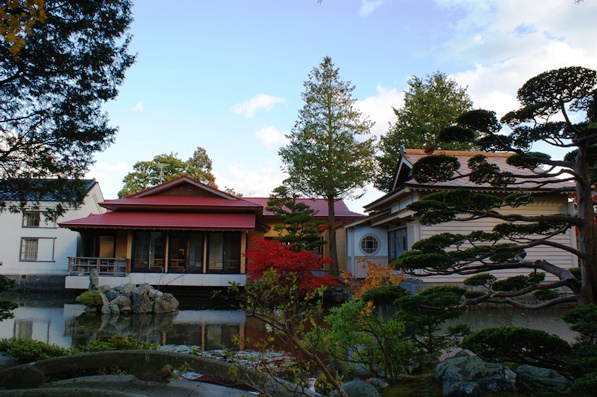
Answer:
[68,257,128,276]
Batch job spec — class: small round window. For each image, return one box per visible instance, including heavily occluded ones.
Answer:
[360,234,380,256]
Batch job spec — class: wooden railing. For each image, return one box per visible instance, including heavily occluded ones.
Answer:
[68,257,128,276]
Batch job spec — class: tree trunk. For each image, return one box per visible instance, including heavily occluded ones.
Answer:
[576,146,597,305]
[327,197,339,275]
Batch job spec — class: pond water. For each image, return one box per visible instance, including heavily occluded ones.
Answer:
[0,292,579,351]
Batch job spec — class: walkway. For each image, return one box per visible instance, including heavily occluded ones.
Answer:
[0,374,254,396]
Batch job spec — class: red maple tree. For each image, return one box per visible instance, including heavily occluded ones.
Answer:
[245,238,339,292]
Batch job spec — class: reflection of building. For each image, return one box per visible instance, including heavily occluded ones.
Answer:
[345,149,578,282]
[65,309,250,351]
[0,180,104,288]
[60,176,363,289]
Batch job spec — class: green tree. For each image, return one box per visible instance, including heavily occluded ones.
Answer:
[118,147,217,197]
[0,0,135,212]
[0,275,17,321]
[279,56,376,275]
[394,66,597,307]
[266,184,326,252]
[375,72,474,191]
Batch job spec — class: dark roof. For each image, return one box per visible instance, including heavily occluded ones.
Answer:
[365,149,575,211]
[0,179,97,202]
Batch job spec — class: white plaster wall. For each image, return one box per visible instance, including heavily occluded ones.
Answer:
[0,183,105,276]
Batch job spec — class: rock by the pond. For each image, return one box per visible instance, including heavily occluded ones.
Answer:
[515,365,572,395]
[82,277,178,315]
[434,355,517,397]
[331,380,382,397]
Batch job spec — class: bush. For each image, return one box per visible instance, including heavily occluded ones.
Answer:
[0,338,71,363]
[361,285,410,306]
[461,326,571,369]
[76,334,159,352]
[562,304,597,342]
[78,290,103,308]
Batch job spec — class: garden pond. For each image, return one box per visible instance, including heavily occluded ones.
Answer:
[0,291,580,351]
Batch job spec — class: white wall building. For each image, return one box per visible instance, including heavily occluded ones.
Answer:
[0,180,104,281]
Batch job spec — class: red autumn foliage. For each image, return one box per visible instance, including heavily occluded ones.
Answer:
[245,238,340,291]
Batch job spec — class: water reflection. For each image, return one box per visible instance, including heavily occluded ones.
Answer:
[0,294,580,350]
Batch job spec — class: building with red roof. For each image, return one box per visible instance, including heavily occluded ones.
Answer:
[60,176,363,289]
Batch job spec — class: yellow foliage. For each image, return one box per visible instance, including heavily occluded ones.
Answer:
[0,0,46,58]
[341,259,405,300]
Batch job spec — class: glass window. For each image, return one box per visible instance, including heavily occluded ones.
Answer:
[207,232,241,273]
[132,231,165,271]
[20,238,55,261]
[22,210,40,227]
[20,238,38,260]
[360,234,380,255]
[388,228,408,263]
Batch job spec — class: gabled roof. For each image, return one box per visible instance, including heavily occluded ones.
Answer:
[365,149,575,212]
[244,197,365,218]
[101,176,262,212]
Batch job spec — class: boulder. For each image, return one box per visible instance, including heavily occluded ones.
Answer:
[434,355,517,396]
[515,365,572,395]
[331,380,381,397]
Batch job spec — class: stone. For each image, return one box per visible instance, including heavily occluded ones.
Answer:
[434,356,517,397]
[88,269,99,290]
[132,289,153,314]
[153,292,179,314]
[515,365,572,395]
[331,380,381,397]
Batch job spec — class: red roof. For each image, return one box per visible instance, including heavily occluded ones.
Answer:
[59,212,256,230]
[101,196,262,211]
[244,197,364,218]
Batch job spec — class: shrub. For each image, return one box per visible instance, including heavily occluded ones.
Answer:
[78,290,103,308]
[307,299,415,381]
[394,286,469,358]
[461,326,571,369]
[76,334,159,353]
[562,304,597,342]
[361,285,410,306]
[0,338,71,363]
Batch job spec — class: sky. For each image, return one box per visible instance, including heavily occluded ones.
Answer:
[87,0,597,213]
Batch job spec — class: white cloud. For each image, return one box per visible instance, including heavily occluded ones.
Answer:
[434,0,597,118]
[86,162,130,199]
[232,94,286,118]
[131,101,144,112]
[215,159,285,197]
[356,85,403,137]
[255,126,287,150]
[360,0,391,16]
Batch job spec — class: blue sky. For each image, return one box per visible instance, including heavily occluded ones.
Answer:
[88,0,597,213]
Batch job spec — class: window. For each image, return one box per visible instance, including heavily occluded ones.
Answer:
[22,210,40,227]
[132,231,166,271]
[388,228,408,263]
[22,209,55,228]
[207,231,241,273]
[20,238,55,262]
[360,234,380,255]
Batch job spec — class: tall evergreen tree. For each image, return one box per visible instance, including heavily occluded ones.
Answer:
[0,0,135,212]
[376,72,473,191]
[280,56,376,275]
